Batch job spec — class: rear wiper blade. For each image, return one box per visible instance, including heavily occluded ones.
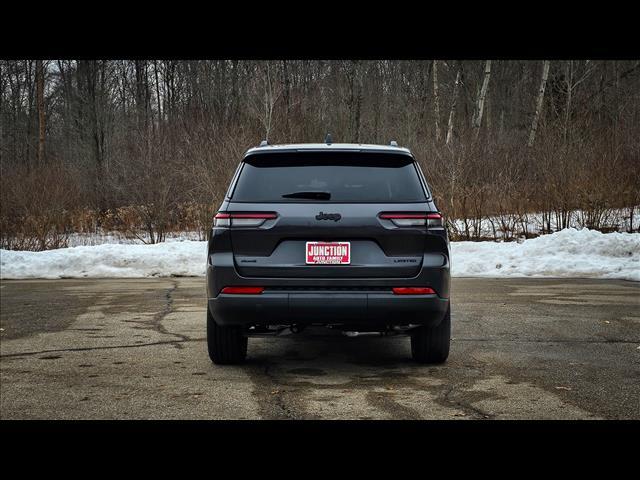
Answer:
[281,191,331,200]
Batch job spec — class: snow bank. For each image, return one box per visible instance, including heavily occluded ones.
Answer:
[1,229,638,281]
[0,241,207,279]
[451,228,640,281]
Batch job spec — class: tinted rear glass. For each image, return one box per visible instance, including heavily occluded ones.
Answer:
[231,152,427,203]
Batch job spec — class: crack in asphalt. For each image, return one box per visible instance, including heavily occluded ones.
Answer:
[1,280,196,359]
[441,384,494,419]
[365,390,422,420]
[260,363,300,420]
[244,361,307,420]
[156,281,193,347]
[0,338,206,359]
[430,353,495,419]
[134,280,191,348]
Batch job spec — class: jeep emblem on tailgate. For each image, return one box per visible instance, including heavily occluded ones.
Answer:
[315,212,341,222]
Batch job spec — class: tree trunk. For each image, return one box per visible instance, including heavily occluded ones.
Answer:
[446,67,462,145]
[36,60,46,166]
[25,61,34,166]
[472,60,492,134]
[154,60,162,123]
[282,60,291,139]
[348,61,362,143]
[134,60,147,131]
[432,60,441,141]
[527,60,550,147]
[486,93,492,134]
[563,60,573,142]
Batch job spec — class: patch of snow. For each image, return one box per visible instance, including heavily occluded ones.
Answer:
[451,228,640,281]
[0,241,207,279]
[1,228,638,281]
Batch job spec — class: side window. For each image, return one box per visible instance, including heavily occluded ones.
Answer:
[414,161,432,200]
[225,162,244,199]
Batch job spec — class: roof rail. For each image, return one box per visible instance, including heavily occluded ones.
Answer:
[259,140,269,147]
[389,140,398,147]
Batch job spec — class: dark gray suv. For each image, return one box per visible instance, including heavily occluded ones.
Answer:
[206,141,451,364]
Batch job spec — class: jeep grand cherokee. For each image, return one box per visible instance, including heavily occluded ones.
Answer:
[206,141,451,364]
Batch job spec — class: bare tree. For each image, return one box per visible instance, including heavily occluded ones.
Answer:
[153,60,162,123]
[446,65,462,145]
[432,60,441,141]
[472,60,492,136]
[528,60,550,147]
[346,60,363,143]
[249,62,281,141]
[35,59,45,166]
[563,60,596,141]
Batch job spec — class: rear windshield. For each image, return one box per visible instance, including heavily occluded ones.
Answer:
[231,152,428,203]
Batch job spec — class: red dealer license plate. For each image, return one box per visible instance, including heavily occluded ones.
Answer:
[306,242,351,265]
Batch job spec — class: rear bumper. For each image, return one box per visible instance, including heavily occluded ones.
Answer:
[206,251,451,298]
[209,291,449,327]
[206,248,450,328]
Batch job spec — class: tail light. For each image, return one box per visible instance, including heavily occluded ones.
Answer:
[426,213,444,228]
[214,212,277,228]
[392,287,436,295]
[379,212,443,228]
[221,286,264,294]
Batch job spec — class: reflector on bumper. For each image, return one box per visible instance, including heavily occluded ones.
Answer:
[392,287,436,295]
[221,286,265,294]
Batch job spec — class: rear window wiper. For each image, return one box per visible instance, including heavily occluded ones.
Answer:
[281,191,331,200]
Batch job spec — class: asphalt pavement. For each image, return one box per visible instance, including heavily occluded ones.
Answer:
[1,277,638,419]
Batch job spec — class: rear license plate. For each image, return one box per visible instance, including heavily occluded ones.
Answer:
[306,242,351,265]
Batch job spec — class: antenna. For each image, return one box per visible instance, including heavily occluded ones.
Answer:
[389,140,398,147]
[259,140,269,147]
[325,134,333,145]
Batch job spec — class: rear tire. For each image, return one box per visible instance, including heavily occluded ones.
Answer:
[410,305,451,364]
[207,307,247,365]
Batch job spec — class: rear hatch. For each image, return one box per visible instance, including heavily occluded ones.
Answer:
[224,150,435,278]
